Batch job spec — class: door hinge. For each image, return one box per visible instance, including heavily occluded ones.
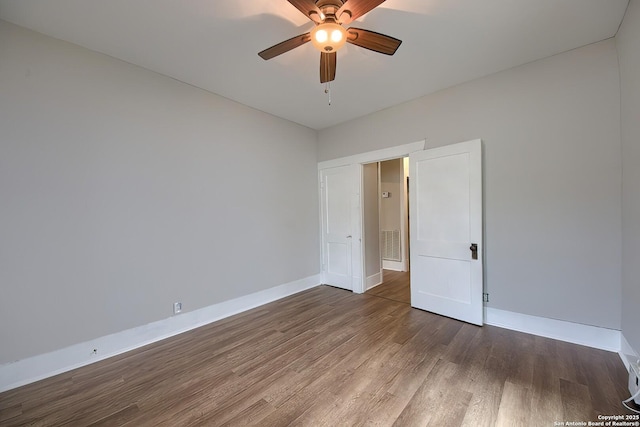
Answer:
[483,293,489,303]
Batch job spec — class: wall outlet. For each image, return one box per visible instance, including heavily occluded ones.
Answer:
[629,361,640,405]
[173,302,182,314]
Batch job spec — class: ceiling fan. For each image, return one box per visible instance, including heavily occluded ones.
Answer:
[259,0,402,83]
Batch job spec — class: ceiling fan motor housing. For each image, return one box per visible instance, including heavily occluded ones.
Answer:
[315,0,345,19]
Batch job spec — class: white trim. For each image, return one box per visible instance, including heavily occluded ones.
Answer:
[365,272,383,291]
[358,164,368,295]
[0,274,321,393]
[351,164,363,294]
[382,259,405,271]
[318,170,326,285]
[485,307,621,352]
[351,276,363,294]
[620,334,640,371]
[318,140,425,170]
[400,157,410,271]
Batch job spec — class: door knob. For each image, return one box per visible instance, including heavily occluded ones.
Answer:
[470,243,478,260]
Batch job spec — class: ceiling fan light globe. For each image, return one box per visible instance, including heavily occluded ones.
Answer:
[315,29,328,43]
[311,22,347,53]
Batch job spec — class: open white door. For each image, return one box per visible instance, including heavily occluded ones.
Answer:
[320,165,353,290]
[409,139,483,325]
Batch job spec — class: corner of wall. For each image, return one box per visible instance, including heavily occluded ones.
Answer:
[621,333,640,371]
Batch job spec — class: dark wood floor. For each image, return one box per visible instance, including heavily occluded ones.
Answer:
[366,270,411,304]
[0,278,634,426]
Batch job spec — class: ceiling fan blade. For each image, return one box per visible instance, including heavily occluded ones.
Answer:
[337,0,386,24]
[287,0,323,23]
[346,28,401,55]
[258,33,311,60]
[320,52,336,83]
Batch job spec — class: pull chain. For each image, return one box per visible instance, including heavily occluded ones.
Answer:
[324,82,331,106]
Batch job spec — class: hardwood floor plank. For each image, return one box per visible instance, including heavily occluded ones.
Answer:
[87,404,141,427]
[529,353,563,426]
[506,334,536,388]
[218,398,275,427]
[283,389,344,426]
[560,378,597,422]
[312,340,405,422]
[385,345,445,402]
[393,358,471,427]
[0,404,22,423]
[366,270,411,304]
[441,323,483,366]
[350,390,406,426]
[494,381,532,427]
[461,355,508,427]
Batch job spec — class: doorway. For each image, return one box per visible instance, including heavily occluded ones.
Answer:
[362,158,410,302]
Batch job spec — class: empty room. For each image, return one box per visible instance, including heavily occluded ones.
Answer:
[1,0,640,425]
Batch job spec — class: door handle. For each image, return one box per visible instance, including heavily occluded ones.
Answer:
[346,235,352,238]
[470,243,478,260]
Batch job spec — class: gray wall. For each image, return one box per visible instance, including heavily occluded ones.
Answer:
[380,159,403,233]
[363,163,380,278]
[0,21,319,364]
[617,0,640,354]
[319,39,622,330]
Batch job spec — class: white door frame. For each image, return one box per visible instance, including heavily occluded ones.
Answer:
[318,140,425,294]
[401,157,410,272]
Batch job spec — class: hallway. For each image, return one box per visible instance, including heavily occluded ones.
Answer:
[365,269,410,304]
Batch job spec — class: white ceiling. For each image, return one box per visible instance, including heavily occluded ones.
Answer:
[0,0,629,130]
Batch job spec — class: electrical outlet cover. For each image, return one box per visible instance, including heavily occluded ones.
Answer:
[173,302,182,314]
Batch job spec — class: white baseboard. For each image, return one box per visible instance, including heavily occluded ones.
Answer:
[365,272,383,291]
[351,276,363,294]
[620,334,640,371]
[382,260,405,271]
[485,307,621,352]
[0,274,321,393]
